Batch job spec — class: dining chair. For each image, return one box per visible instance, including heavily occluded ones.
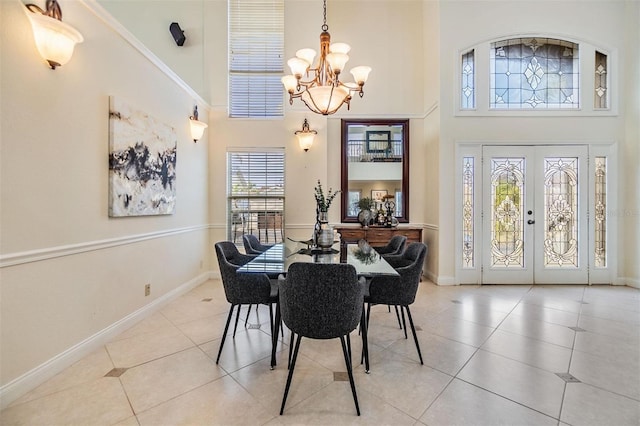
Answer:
[365,242,427,365]
[277,262,367,416]
[242,234,274,255]
[214,241,278,365]
[371,234,407,256]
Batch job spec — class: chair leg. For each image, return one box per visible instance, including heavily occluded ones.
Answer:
[232,304,242,337]
[340,335,361,416]
[271,302,281,369]
[288,332,295,369]
[394,305,403,329]
[216,305,235,364]
[405,306,423,365]
[346,333,352,362]
[244,304,253,327]
[360,304,370,373]
[400,306,408,339]
[280,334,302,415]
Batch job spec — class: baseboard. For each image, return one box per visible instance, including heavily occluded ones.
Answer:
[435,275,457,286]
[619,276,640,289]
[0,272,210,410]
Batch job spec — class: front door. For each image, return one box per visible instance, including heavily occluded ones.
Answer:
[482,145,588,284]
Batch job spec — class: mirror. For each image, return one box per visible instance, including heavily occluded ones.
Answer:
[341,119,409,223]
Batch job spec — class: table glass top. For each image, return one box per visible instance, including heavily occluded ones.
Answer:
[236,240,399,277]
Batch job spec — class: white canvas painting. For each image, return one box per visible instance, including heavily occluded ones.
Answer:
[108,96,177,217]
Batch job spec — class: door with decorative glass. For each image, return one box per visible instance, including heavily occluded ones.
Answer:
[482,145,588,284]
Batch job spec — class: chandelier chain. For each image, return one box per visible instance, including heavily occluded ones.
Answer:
[322,0,328,32]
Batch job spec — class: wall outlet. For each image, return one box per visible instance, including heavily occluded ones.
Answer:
[144,284,151,296]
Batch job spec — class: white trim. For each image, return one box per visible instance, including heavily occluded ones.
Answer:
[0,272,209,410]
[0,225,209,268]
[436,275,457,286]
[619,277,640,289]
[80,0,210,110]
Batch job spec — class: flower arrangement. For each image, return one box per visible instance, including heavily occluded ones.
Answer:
[314,179,341,212]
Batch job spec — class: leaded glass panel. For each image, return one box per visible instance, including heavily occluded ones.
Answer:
[595,157,607,267]
[595,51,608,109]
[490,158,525,268]
[461,50,475,109]
[490,38,580,109]
[462,157,474,267]
[543,157,579,267]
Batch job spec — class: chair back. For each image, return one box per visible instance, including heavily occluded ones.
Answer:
[374,235,407,255]
[367,242,427,306]
[243,234,273,255]
[279,263,365,340]
[215,242,272,305]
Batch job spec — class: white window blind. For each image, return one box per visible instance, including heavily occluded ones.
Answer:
[227,150,285,245]
[229,0,284,118]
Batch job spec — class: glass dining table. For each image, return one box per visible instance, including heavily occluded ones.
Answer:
[237,239,398,372]
[237,239,399,277]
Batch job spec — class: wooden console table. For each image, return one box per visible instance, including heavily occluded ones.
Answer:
[334,225,423,248]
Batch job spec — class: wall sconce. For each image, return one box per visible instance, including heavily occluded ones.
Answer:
[25,0,84,70]
[295,119,317,152]
[189,105,208,142]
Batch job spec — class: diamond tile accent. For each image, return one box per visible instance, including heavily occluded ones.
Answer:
[451,300,462,304]
[568,326,587,332]
[201,298,212,302]
[104,368,128,378]
[556,372,581,383]
[247,323,261,329]
[333,372,348,382]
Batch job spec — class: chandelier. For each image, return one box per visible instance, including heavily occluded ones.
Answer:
[281,0,371,115]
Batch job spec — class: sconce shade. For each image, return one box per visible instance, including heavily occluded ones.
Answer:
[295,119,317,152]
[25,9,83,69]
[190,119,208,142]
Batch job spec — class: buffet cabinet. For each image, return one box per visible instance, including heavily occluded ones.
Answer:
[334,225,423,248]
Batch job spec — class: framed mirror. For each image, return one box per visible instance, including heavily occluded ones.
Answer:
[340,119,409,223]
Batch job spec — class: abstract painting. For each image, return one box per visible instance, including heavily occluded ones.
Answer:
[108,96,177,217]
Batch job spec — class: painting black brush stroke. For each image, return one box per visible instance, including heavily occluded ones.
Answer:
[108,97,177,216]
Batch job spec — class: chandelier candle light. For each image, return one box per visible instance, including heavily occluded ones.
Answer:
[282,0,371,115]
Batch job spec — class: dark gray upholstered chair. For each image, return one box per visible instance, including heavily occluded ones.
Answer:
[365,242,427,365]
[242,234,274,255]
[214,241,278,365]
[372,234,407,256]
[278,263,366,416]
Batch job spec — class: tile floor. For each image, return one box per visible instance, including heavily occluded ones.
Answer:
[2,280,639,425]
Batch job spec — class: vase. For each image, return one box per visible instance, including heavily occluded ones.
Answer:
[357,209,372,228]
[318,210,328,223]
[317,226,334,249]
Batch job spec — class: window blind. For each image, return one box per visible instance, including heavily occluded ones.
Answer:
[229,0,284,118]
[227,150,285,245]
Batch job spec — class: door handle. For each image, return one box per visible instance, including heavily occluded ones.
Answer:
[527,219,535,225]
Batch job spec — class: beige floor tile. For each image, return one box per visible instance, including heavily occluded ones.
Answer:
[573,330,640,363]
[174,310,233,345]
[106,325,195,368]
[457,349,566,418]
[111,312,174,342]
[120,346,226,413]
[481,329,572,373]
[423,312,496,347]
[499,314,576,348]
[231,351,334,416]
[421,378,558,425]
[276,381,417,424]
[510,302,580,327]
[357,350,452,419]
[136,376,274,425]
[0,377,132,426]
[9,347,114,406]
[436,303,510,328]
[578,314,640,343]
[200,327,276,373]
[570,349,640,400]
[561,382,640,426]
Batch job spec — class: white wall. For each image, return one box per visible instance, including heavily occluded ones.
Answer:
[0,0,210,404]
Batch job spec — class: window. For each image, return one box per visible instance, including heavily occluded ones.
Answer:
[594,51,608,109]
[227,149,285,245]
[489,38,580,109]
[229,0,284,118]
[461,49,475,109]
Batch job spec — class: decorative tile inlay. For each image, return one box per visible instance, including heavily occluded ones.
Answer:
[568,326,587,332]
[104,368,128,377]
[556,372,581,383]
[415,326,423,331]
[451,300,462,304]
[333,372,348,382]
[247,323,261,329]
[201,298,212,302]
[578,300,589,304]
